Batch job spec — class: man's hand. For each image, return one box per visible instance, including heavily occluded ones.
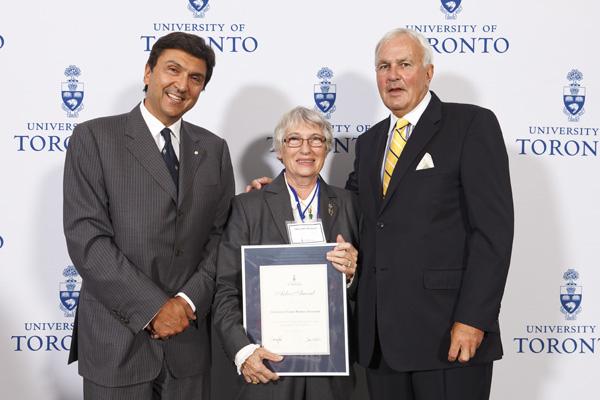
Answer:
[448,322,484,363]
[241,347,283,384]
[326,234,358,281]
[149,297,196,340]
[245,177,272,193]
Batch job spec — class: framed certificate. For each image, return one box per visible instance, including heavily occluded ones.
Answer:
[241,243,349,376]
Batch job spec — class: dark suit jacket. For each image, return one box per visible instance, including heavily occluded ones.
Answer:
[212,172,359,370]
[63,105,234,386]
[346,92,513,372]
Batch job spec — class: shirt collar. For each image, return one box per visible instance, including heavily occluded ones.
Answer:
[139,101,182,142]
[388,90,432,132]
[283,172,320,223]
[283,172,319,202]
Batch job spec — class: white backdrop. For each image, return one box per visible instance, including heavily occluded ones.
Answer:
[1,1,599,399]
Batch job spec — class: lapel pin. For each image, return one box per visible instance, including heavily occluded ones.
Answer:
[194,150,199,155]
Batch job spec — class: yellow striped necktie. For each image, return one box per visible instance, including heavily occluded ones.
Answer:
[383,118,410,195]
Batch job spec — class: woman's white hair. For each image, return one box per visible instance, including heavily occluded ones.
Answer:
[273,106,333,153]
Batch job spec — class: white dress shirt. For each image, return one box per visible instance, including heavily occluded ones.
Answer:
[380,91,432,181]
[139,101,196,316]
[140,101,182,160]
[284,173,320,223]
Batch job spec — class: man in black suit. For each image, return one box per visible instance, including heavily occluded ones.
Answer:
[345,28,513,400]
[247,27,513,400]
[63,32,234,399]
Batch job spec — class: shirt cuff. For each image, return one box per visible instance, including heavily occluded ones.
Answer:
[234,344,260,374]
[144,308,161,330]
[176,292,196,312]
[346,274,355,288]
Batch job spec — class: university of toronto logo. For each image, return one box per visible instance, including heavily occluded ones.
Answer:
[440,0,462,20]
[61,65,84,118]
[314,67,337,120]
[563,69,585,122]
[188,0,210,18]
[59,265,81,318]
[560,269,582,320]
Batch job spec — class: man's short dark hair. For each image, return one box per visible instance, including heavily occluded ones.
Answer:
[144,32,216,92]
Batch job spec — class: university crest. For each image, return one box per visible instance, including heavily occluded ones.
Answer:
[314,67,337,119]
[188,0,210,18]
[61,65,84,118]
[563,69,585,122]
[59,265,81,318]
[440,0,462,19]
[560,269,582,320]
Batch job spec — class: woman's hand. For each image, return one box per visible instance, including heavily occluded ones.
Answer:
[241,347,283,384]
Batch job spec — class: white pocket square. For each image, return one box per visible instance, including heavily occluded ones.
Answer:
[416,152,435,170]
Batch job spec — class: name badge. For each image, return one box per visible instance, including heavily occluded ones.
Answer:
[286,221,326,244]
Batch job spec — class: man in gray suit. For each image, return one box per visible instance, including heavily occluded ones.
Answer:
[63,32,235,399]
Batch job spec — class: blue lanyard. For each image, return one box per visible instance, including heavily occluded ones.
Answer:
[288,180,320,222]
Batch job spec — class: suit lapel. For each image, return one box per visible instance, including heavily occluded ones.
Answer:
[178,122,207,206]
[380,93,442,213]
[318,178,338,242]
[124,106,177,203]
[368,120,391,207]
[264,173,294,243]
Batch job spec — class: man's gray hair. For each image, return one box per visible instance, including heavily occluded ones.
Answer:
[273,106,333,153]
[375,28,434,67]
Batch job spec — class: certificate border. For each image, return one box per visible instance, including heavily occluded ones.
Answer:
[241,243,349,376]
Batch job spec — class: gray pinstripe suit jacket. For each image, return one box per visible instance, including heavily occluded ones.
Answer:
[63,105,234,387]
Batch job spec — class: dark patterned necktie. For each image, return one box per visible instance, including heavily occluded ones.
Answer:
[160,127,179,190]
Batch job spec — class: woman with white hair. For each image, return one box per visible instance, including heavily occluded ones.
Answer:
[213,106,359,399]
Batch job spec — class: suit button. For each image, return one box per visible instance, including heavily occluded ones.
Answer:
[177,209,184,217]
[175,249,183,257]
[377,222,384,229]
